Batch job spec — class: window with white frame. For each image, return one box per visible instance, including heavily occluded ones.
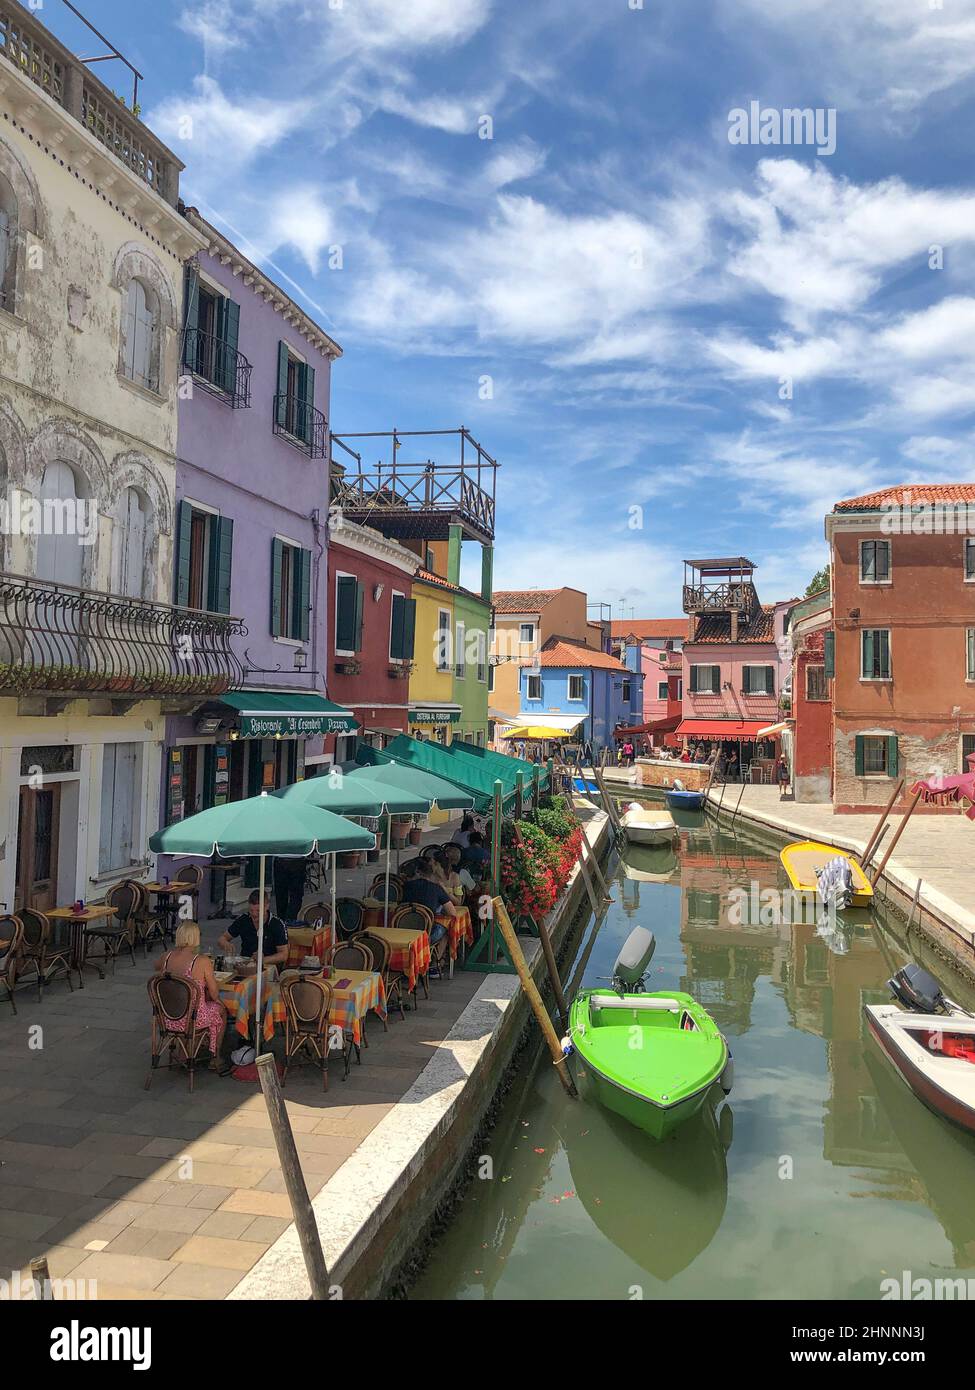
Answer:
[526,674,541,701]
[519,622,535,645]
[657,681,668,699]
[676,678,683,700]
[121,279,159,391]
[454,621,466,678]
[860,539,891,583]
[689,664,720,694]
[436,609,452,671]
[742,664,775,695]
[568,674,584,701]
[475,631,487,683]
[861,629,891,680]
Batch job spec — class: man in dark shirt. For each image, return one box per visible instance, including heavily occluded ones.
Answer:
[218,889,289,967]
[402,862,456,946]
[462,832,490,876]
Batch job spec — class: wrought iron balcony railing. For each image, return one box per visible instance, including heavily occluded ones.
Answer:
[273,395,328,459]
[0,573,246,699]
[182,328,252,408]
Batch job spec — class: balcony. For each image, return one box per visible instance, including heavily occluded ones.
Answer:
[0,4,180,204]
[0,573,246,708]
[182,328,252,408]
[273,395,328,459]
[683,582,758,614]
[330,428,498,544]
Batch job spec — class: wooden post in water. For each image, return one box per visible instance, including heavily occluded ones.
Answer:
[492,897,577,1097]
[579,828,612,901]
[594,749,621,832]
[859,778,904,868]
[256,1052,331,1300]
[534,912,570,1032]
[870,788,923,889]
[576,851,601,917]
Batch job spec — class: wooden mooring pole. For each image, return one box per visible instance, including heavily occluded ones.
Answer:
[256,1053,331,1299]
[534,912,570,1033]
[493,897,577,1097]
[859,778,904,869]
[870,788,923,889]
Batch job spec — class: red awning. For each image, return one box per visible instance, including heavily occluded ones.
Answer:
[615,714,681,737]
[676,719,775,742]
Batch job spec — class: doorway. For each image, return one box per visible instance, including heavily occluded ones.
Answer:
[16,784,61,911]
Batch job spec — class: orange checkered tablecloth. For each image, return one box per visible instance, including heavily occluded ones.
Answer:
[367,925,430,992]
[220,967,386,1045]
[443,906,473,961]
[284,924,332,970]
[218,972,284,1043]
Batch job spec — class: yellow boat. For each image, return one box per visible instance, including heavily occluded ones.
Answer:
[779,840,875,910]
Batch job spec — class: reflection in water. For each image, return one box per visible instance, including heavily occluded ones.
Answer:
[410,815,975,1300]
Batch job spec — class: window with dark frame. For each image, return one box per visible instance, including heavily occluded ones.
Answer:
[568,674,584,701]
[527,674,541,701]
[742,665,775,695]
[860,539,891,583]
[690,664,720,694]
[861,628,891,680]
[862,736,889,775]
[806,664,828,701]
[967,539,975,581]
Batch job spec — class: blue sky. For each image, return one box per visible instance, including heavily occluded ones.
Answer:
[46,0,975,615]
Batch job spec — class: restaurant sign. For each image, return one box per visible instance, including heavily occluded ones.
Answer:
[238,712,357,738]
[410,708,460,725]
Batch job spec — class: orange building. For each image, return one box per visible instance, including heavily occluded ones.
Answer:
[825,484,975,813]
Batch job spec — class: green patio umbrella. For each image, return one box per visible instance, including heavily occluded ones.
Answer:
[275,771,432,926]
[149,792,375,1052]
[347,760,475,811]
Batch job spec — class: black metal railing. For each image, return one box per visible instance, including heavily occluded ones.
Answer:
[273,395,328,459]
[182,328,252,408]
[0,573,246,698]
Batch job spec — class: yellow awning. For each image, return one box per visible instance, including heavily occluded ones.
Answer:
[502,725,576,741]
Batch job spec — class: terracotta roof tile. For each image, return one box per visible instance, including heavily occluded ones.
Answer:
[610,618,690,640]
[538,640,628,671]
[415,568,459,591]
[492,588,579,613]
[688,605,776,645]
[834,483,975,510]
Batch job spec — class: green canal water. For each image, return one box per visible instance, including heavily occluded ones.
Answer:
[409,812,975,1301]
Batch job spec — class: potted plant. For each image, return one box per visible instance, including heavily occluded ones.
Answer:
[391,817,410,848]
[407,815,423,846]
[336,849,363,869]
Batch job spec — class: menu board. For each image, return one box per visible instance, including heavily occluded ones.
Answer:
[167,747,184,823]
[212,742,230,806]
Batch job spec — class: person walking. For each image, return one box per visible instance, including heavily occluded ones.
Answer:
[775,752,791,800]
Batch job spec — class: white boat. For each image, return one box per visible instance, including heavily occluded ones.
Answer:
[864,965,975,1136]
[620,801,676,845]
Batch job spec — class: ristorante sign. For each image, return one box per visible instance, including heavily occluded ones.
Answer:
[238,712,357,738]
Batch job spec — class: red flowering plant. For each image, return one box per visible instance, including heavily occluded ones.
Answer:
[498,794,585,922]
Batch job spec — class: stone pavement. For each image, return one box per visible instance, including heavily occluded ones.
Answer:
[0,835,481,1300]
[712,783,975,951]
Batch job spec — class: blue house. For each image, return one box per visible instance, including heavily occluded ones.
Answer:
[517,640,643,752]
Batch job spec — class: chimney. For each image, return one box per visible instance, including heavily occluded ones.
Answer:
[731,610,738,643]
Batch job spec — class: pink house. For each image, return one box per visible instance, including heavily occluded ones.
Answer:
[611,618,687,745]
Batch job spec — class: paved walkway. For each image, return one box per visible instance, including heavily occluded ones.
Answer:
[711,785,975,953]
[0,829,481,1300]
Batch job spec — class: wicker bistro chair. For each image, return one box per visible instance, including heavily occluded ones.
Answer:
[0,915,24,1013]
[145,973,211,1092]
[126,881,168,957]
[280,975,355,1087]
[297,901,331,927]
[104,881,155,959]
[390,902,436,997]
[324,941,373,973]
[334,897,365,941]
[19,908,75,998]
[358,931,405,1025]
[172,864,204,919]
[368,873,403,905]
[82,897,136,975]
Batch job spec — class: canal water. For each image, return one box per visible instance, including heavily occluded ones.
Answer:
[410,810,975,1300]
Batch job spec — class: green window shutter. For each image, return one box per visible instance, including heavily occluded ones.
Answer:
[335,575,356,650]
[887,735,899,778]
[270,537,283,637]
[208,515,233,614]
[711,665,720,692]
[183,269,199,369]
[175,500,193,607]
[765,665,775,694]
[217,297,240,393]
[854,735,865,777]
[824,631,835,678]
[862,629,874,678]
[689,666,698,694]
[404,598,416,659]
[390,593,405,660]
[300,363,316,444]
[276,341,289,426]
[296,548,311,643]
[354,580,365,653]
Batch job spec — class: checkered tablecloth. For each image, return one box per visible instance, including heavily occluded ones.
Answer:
[218,972,284,1043]
[282,968,386,1045]
[368,926,431,991]
[284,924,332,970]
[443,907,473,961]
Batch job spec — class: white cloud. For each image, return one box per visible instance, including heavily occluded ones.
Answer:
[179,1,244,53]
[263,186,337,274]
[149,76,309,170]
[324,0,493,55]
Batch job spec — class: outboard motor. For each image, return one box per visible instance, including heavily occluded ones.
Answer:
[888,963,948,1015]
[612,926,656,994]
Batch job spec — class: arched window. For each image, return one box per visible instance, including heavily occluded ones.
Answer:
[36,461,85,589]
[121,279,159,391]
[118,486,149,599]
[0,173,17,313]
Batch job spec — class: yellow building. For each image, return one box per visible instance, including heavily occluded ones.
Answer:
[407,569,461,743]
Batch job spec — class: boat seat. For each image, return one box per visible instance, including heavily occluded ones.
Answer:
[591,995,682,1013]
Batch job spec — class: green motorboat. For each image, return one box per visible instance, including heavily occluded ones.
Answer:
[569,927,732,1141]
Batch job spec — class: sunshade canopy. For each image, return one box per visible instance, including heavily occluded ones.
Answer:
[676,719,772,742]
[502,725,572,741]
[361,734,539,812]
[348,756,475,811]
[218,691,357,737]
[274,771,429,816]
[445,738,549,785]
[148,791,375,858]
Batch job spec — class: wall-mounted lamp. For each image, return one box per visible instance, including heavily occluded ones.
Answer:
[294,648,308,671]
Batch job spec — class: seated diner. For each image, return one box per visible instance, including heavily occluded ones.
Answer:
[153,921,228,1070]
[218,888,289,967]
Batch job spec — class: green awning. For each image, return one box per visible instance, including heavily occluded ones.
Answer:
[445,738,550,789]
[348,758,474,811]
[360,734,531,812]
[218,691,358,738]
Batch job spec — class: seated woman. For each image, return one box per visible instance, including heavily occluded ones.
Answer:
[154,922,227,1070]
[435,848,468,905]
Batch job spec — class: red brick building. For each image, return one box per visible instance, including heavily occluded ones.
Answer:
[826,484,975,812]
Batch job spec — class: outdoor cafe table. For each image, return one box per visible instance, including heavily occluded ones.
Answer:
[46,903,118,983]
[444,906,473,977]
[218,969,283,1044]
[284,923,332,970]
[219,967,386,1046]
[142,880,184,936]
[281,967,387,1045]
[367,925,431,993]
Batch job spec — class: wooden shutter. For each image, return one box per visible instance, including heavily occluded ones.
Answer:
[299,362,316,444]
[854,735,865,776]
[175,499,193,607]
[689,666,698,694]
[824,631,835,678]
[354,580,364,653]
[390,593,405,660]
[276,341,289,426]
[404,597,416,659]
[217,297,240,393]
[862,629,874,679]
[183,268,199,367]
[208,516,233,614]
[270,537,283,637]
[764,665,775,694]
[335,575,356,650]
[711,665,720,693]
[296,548,311,642]
[886,735,899,778]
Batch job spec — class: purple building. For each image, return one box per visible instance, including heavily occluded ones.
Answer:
[160,208,354,867]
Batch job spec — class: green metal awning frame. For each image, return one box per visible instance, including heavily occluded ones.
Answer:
[218,691,359,738]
